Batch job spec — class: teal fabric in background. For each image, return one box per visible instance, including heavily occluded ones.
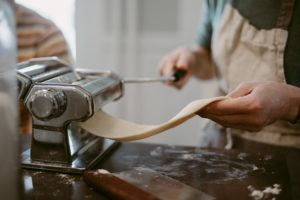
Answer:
[196,0,228,51]
[196,0,300,87]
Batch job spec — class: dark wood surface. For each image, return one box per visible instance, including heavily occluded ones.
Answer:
[21,135,300,200]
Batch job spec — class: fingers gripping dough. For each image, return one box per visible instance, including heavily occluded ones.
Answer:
[78,97,227,141]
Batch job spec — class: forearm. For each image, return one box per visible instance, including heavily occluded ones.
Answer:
[284,84,300,123]
[191,45,215,80]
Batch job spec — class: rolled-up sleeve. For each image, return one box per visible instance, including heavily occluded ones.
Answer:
[196,0,213,51]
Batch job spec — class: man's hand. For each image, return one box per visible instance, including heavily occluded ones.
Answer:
[198,82,300,131]
[158,47,194,89]
[158,46,215,89]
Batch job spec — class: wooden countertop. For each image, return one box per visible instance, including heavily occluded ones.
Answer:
[21,135,299,200]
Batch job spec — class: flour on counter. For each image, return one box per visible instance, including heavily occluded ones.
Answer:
[56,173,76,185]
[150,146,163,157]
[248,184,281,200]
[93,169,110,175]
[237,152,249,160]
[264,155,273,161]
[252,165,259,171]
[181,154,194,160]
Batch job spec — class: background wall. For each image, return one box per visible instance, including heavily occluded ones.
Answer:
[75,0,217,146]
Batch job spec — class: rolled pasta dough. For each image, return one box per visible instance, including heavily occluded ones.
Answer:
[78,96,227,141]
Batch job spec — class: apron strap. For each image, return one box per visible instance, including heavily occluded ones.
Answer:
[276,0,296,30]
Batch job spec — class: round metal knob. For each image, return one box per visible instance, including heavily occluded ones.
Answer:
[29,89,67,120]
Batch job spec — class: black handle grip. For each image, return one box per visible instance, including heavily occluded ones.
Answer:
[172,69,187,82]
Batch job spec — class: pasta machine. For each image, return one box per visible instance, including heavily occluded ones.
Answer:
[17,57,123,174]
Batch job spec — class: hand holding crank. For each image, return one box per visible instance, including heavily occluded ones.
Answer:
[158,46,215,89]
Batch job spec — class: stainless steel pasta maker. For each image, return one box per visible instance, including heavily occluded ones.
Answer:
[17,57,123,174]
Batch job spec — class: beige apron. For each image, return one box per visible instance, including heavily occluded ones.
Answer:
[211,0,300,148]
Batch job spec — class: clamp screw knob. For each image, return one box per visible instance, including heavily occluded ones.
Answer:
[29,89,66,120]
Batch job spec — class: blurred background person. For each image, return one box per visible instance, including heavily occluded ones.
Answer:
[16,3,71,134]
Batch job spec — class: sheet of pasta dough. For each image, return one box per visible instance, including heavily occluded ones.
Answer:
[78,97,227,141]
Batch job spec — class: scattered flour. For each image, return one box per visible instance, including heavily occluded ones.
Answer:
[123,147,267,183]
[56,173,76,185]
[252,165,259,171]
[93,169,110,175]
[150,146,163,157]
[248,184,281,200]
[181,154,194,160]
[237,152,248,160]
[264,155,273,161]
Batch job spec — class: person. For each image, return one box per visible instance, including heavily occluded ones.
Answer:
[16,4,72,134]
[158,0,300,152]
[16,4,71,63]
